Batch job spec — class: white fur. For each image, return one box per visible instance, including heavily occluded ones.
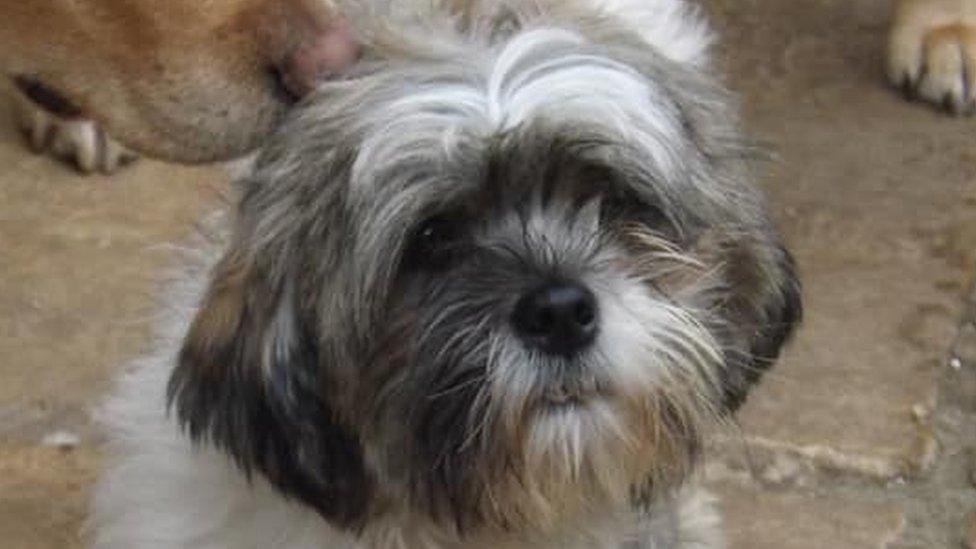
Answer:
[339,0,711,192]
[89,228,359,548]
[582,0,712,66]
[348,24,692,208]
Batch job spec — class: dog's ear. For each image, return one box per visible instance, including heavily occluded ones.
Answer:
[717,240,802,412]
[167,249,372,527]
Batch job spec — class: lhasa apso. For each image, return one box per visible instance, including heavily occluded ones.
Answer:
[90,1,801,547]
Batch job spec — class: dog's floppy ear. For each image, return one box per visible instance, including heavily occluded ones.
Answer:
[167,249,372,527]
[717,240,802,412]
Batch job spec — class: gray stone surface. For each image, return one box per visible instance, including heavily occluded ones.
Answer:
[0,82,224,546]
[708,0,975,482]
[703,1,976,545]
[964,510,976,549]
[717,483,905,549]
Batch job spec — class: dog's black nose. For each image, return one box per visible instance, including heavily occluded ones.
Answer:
[512,282,598,356]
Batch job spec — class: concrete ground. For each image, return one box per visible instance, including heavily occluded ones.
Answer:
[0,0,975,547]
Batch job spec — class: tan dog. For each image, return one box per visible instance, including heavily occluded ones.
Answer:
[2,0,359,172]
[889,0,976,113]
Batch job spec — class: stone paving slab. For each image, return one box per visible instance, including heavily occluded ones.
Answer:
[0,89,224,441]
[0,444,96,549]
[951,275,976,369]
[964,510,976,549]
[717,482,906,549]
[706,0,976,481]
[0,87,224,548]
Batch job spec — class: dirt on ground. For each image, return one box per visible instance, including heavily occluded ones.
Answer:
[1,0,975,547]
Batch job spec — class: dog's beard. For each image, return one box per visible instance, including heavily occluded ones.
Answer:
[364,208,727,535]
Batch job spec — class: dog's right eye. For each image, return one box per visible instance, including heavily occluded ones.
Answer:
[417,217,456,245]
[600,185,683,235]
[405,216,465,270]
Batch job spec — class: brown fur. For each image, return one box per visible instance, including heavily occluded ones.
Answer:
[1,0,350,164]
[182,251,254,368]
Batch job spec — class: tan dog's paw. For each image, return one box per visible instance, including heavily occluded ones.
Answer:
[888,0,976,114]
[11,86,138,174]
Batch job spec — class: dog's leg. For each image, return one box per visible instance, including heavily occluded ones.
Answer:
[889,0,976,114]
[10,77,137,174]
[637,486,724,548]
[672,487,725,549]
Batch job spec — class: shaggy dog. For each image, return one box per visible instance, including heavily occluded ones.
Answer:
[90,1,801,547]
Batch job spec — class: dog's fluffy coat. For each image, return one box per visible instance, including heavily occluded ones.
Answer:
[90,1,800,547]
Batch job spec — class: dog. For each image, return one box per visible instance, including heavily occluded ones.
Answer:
[2,0,359,172]
[889,0,976,113]
[89,0,801,546]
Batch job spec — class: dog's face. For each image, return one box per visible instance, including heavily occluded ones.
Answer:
[169,15,800,538]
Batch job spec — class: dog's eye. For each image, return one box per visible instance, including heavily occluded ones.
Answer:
[603,194,663,227]
[417,216,460,248]
[417,217,455,244]
[405,216,465,270]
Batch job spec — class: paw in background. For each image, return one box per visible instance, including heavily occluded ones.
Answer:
[9,77,137,174]
[889,0,976,114]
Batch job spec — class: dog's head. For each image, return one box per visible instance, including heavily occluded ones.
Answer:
[168,8,800,537]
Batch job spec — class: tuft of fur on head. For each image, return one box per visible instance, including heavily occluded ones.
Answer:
[154,0,799,545]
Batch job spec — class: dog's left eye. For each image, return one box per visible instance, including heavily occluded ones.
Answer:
[602,191,672,233]
[405,216,465,269]
[418,217,454,243]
